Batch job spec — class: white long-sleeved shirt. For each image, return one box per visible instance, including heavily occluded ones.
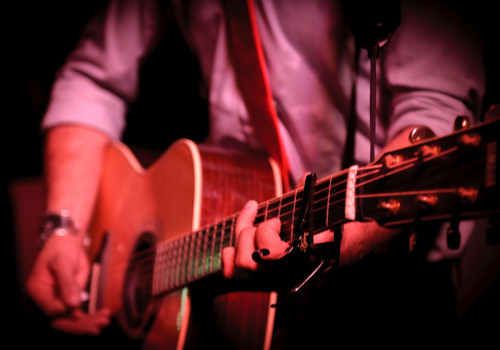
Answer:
[42,0,485,260]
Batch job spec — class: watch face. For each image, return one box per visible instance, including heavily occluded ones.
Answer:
[39,213,77,242]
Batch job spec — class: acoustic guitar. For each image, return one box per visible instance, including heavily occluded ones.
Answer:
[86,114,499,349]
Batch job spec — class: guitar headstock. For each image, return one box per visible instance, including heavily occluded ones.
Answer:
[356,116,499,232]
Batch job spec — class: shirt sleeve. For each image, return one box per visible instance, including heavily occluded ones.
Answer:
[42,0,161,140]
[383,0,485,140]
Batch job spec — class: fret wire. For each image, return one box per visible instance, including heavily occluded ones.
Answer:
[210,222,217,273]
[194,230,203,278]
[169,241,177,290]
[161,243,168,293]
[193,231,200,279]
[180,236,187,285]
[265,201,269,221]
[180,238,186,286]
[229,214,236,248]
[162,243,168,291]
[290,189,297,241]
[153,243,161,294]
[177,239,182,287]
[187,232,195,282]
[278,195,282,220]
[175,238,182,287]
[164,243,170,292]
[259,201,302,230]
[186,234,192,282]
[219,219,226,271]
[152,243,159,294]
[326,174,333,227]
[177,239,184,287]
[192,231,198,281]
[183,236,189,285]
[202,226,209,276]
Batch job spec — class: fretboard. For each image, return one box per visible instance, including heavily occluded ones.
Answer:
[152,168,354,296]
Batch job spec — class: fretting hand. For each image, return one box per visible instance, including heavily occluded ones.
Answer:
[221,173,398,279]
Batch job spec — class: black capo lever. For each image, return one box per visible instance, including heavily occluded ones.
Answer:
[251,173,343,306]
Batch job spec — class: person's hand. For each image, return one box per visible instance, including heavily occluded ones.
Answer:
[221,173,398,278]
[221,200,290,278]
[221,173,322,279]
[26,233,110,335]
[221,173,317,279]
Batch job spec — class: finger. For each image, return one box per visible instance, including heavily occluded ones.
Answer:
[51,309,110,336]
[26,272,68,316]
[73,309,111,327]
[235,200,258,245]
[255,218,290,260]
[221,247,235,278]
[313,230,334,243]
[94,307,112,318]
[296,172,312,189]
[49,256,82,309]
[235,226,258,271]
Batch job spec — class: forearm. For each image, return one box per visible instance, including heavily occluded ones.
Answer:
[338,126,417,266]
[45,125,111,236]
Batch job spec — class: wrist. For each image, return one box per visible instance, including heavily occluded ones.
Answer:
[39,211,90,248]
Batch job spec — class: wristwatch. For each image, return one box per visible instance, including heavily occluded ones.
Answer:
[38,210,80,246]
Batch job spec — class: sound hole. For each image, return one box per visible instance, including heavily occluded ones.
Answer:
[123,231,156,329]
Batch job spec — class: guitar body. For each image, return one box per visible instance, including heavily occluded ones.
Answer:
[85,113,500,349]
[88,139,281,349]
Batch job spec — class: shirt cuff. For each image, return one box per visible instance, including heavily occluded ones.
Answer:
[41,73,127,140]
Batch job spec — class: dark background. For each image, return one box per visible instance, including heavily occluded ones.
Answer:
[4,0,500,347]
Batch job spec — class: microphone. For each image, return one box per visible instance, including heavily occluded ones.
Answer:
[344,0,401,58]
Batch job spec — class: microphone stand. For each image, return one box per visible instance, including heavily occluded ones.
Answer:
[345,0,401,162]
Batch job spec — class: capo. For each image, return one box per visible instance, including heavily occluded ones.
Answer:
[252,173,317,264]
[250,173,345,306]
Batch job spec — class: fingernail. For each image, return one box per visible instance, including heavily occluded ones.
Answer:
[80,290,89,302]
[245,200,257,209]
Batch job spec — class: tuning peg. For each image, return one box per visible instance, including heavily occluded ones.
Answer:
[484,104,500,121]
[486,215,500,245]
[409,126,436,144]
[447,219,461,250]
[454,116,470,131]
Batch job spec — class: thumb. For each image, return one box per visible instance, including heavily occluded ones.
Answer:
[50,257,82,309]
[296,172,311,189]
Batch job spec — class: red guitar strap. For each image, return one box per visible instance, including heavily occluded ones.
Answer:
[223,0,291,191]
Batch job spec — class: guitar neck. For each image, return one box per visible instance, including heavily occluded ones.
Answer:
[152,116,500,296]
[151,167,357,296]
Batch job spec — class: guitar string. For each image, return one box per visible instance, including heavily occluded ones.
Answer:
[100,179,468,283]
[96,189,412,277]
[101,171,349,264]
[97,139,457,271]
[105,189,471,290]
[95,155,450,281]
[102,159,409,265]
[99,199,369,279]
[90,140,484,293]
[99,161,435,277]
